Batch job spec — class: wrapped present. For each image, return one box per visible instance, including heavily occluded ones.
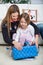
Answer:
[12,44,38,60]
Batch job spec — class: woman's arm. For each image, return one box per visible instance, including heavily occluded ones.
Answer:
[1,23,13,45]
[1,23,22,50]
[35,35,39,47]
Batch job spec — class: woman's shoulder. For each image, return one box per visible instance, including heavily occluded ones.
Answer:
[30,21,38,28]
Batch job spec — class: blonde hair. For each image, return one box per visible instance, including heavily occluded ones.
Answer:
[2,5,20,37]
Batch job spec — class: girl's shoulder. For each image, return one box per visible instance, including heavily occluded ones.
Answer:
[28,24,34,28]
[28,24,35,31]
[17,28,22,32]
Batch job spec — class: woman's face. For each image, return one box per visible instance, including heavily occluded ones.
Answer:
[20,17,27,29]
[11,12,19,22]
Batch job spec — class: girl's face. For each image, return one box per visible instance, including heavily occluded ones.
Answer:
[11,12,19,22]
[20,17,27,29]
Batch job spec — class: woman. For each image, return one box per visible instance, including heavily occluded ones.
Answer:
[1,5,39,50]
[1,5,22,50]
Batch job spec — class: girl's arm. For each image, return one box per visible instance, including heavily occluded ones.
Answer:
[13,28,20,42]
[12,28,23,50]
[31,27,39,47]
[30,22,39,47]
[30,22,40,35]
[29,25,35,42]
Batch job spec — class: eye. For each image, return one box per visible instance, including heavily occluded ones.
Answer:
[13,16,15,17]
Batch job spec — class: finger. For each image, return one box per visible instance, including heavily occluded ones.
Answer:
[18,47,22,50]
[21,43,24,46]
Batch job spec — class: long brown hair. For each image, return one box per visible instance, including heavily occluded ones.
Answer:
[19,13,30,27]
[2,5,20,37]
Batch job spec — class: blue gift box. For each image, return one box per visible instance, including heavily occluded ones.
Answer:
[12,44,38,60]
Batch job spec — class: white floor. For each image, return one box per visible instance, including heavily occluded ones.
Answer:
[0,46,43,65]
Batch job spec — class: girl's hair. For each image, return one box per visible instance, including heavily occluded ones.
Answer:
[19,13,30,27]
[2,5,20,37]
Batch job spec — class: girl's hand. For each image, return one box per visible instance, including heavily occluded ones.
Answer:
[12,41,22,50]
[30,41,38,48]
[30,41,35,45]
[21,43,24,46]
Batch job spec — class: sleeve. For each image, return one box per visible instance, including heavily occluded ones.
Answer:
[13,28,20,42]
[29,25,35,42]
[30,22,40,35]
[1,23,13,45]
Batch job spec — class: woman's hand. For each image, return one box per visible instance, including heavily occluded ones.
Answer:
[12,41,22,50]
[35,35,39,48]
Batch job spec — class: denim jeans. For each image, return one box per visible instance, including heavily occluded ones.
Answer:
[37,23,43,39]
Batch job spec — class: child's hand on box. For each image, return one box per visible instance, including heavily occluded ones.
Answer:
[12,41,23,50]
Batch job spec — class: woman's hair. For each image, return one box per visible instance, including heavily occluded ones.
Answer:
[19,13,30,27]
[2,5,20,37]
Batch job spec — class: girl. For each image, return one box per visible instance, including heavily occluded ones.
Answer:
[13,13,38,47]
